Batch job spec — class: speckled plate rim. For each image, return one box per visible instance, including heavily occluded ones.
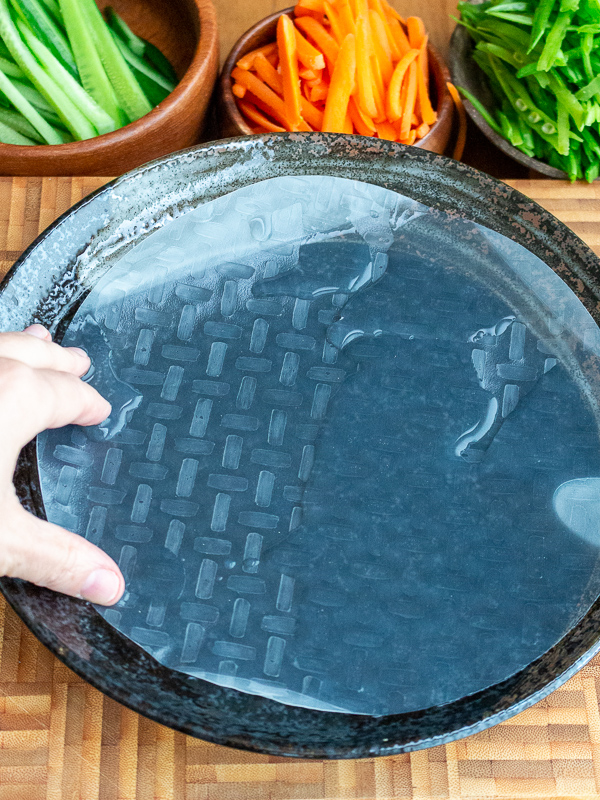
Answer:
[2,133,600,758]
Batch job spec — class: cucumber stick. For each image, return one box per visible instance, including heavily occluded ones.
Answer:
[112,33,174,93]
[9,80,69,132]
[0,0,96,139]
[0,60,60,142]
[104,6,144,56]
[36,0,61,25]
[58,0,121,125]
[78,0,150,122]
[129,62,169,106]
[105,7,177,83]
[0,0,177,145]
[0,116,35,142]
[11,79,52,112]
[0,53,22,76]
[9,0,77,77]
[18,18,116,134]
[142,41,178,84]
[0,105,43,139]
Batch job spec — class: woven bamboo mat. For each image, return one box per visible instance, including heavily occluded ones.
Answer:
[2,176,600,799]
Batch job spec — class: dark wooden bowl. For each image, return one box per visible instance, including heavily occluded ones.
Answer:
[449,23,567,179]
[217,8,454,155]
[0,0,219,177]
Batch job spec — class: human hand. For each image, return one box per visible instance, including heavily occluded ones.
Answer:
[0,325,125,605]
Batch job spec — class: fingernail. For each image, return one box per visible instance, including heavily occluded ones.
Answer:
[80,569,121,605]
[69,347,89,360]
[24,324,50,340]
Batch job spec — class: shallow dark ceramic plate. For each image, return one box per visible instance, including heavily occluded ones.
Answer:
[2,134,600,757]
[449,23,568,179]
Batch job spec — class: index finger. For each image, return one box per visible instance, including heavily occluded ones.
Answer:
[0,331,91,377]
[0,359,111,479]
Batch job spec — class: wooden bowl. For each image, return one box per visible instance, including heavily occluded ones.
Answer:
[0,0,219,177]
[217,7,454,155]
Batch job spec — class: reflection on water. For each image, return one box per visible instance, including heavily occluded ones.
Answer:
[554,478,600,547]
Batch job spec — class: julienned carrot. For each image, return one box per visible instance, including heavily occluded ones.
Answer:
[349,105,373,134]
[336,0,356,37]
[343,109,353,133]
[277,14,303,129]
[387,16,411,57]
[406,16,425,49]
[232,6,439,148]
[294,0,325,19]
[310,81,329,102]
[295,25,326,70]
[295,15,340,68]
[243,89,294,127]
[446,81,467,161]
[370,50,387,121]
[253,52,283,94]
[369,0,400,60]
[236,42,278,71]
[369,8,393,85]
[324,0,343,44]
[419,28,428,86]
[322,33,355,132]
[399,58,418,139]
[300,94,324,128]
[415,37,436,125]
[354,0,369,19]
[238,98,286,132]
[380,0,403,23]
[376,119,396,139]
[349,94,375,132]
[386,47,418,121]
[410,16,428,88]
[355,14,378,118]
[415,121,429,138]
[232,66,289,127]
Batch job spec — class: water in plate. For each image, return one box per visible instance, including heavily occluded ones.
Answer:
[37,175,600,715]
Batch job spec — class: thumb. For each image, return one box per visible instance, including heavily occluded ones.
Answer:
[2,497,124,605]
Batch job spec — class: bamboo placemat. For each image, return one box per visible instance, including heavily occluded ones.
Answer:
[2,176,600,799]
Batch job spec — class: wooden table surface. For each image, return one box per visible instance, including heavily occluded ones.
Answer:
[2,176,600,800]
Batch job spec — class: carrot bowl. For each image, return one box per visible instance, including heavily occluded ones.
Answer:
[218,4,454,154]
